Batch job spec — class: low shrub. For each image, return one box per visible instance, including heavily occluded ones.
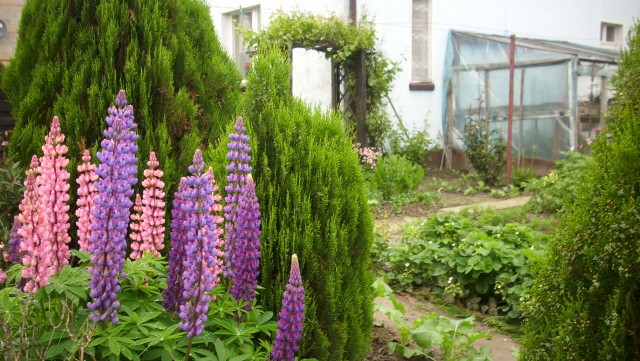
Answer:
[525,152,592,213]
[371,154,424,200]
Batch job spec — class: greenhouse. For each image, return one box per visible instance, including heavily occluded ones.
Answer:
[442,31,619,170]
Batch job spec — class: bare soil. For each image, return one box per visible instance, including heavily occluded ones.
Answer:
[367,191,526,361]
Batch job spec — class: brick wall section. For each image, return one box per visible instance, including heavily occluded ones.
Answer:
[0,1,25,65]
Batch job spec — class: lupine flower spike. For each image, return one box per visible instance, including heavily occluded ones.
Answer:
[129,194,143,259]
[37,116,71,277]
[223,116,252,279]
[231,174,261,310]
[87,90,138,324]
[207,167,225,275]
[164,178,189,316]
[177,149,223,338]
[137,151,165,258]
[76,149,98,252]
[18,156,46,292]
[271,254,305,361]
[3,216,23,263]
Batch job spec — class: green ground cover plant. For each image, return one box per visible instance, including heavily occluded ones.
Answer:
[373,278,492,361]
[374,210,549,320]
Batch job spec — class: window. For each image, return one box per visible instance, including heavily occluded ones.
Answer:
[225,6,260,78]
[600,22,623,48]
[410,0,433,90]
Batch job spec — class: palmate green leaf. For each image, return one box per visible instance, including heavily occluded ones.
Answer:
[46,339,72,359]
[108,337,121,356]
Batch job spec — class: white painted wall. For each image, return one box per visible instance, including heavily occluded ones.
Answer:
[207,0,640,142]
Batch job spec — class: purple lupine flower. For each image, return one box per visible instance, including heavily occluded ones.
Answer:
[87,90,139,324]
[3,217,23,263]
[164,178,189,316]
[231,174,261,310]
[223,117,252,279]
[177,150,223,337]
[271,254,305,361]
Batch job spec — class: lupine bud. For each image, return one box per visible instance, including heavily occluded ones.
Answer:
[164,178,189,316]
[87,90,138,324]
[231,174,261,310]
[36,116,71,278]
[177,150,223,338]
[129,194,143,259]
[3,217,23,263]
[137,151,165,258]
[76,149,98,252]
[271,254,305,361]
[223,117,252,279]
[19,156,47,292]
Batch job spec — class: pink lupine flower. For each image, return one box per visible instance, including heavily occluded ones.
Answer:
[0,270,7,284]
[208,167,225,270]
[76,149,98,252]
[18,156,47,292]
[271,254,305,361]
[129,194,143,259]
[138,151,165,258]
[36,116,71,277]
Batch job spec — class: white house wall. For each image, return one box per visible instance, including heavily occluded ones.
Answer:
[207,1,640,142]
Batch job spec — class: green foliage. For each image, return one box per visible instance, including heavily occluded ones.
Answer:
[213,47,373,361]
[525,152,592,213]
[0,162,24,244]
[388,119,437,167]
[374,211,548,319]
[463,101,506,186]
[520,23,640,360]
[510,167,536,190]
[371,154,424,200]
[0,253,277,360]
[2,0,241,204]
[373,278,492,361]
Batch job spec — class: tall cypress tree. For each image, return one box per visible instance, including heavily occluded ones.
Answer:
[209,47,374,361]
[2,0,240,198]
[521,23,640,360]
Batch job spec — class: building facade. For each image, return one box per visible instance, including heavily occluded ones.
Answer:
[207,0,640,145]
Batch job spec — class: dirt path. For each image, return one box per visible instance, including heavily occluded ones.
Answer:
[369,195,530,361]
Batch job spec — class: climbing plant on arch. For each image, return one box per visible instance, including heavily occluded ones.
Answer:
[243,11,399,148]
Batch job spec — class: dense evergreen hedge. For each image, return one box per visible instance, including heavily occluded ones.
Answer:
[209,48,374,361]
[2,0,240,198]
[521,23,640,360]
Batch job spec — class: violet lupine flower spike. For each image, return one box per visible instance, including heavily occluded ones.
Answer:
[87,90,139,324]
[178,150,223,338]
[37,116,71,277]
[76,149,98,252]
[129,194,143,259]
[164,178,189,316]
[18,156,47,292]
[231,174,261,310]
[3,216,23,263]
[223,116,252,279]
[138,151,165,257]
[271,254,305,361]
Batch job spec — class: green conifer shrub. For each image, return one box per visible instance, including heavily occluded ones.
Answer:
[520,24,640,360]
[2,0,240,199]
[209,47,374,361]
